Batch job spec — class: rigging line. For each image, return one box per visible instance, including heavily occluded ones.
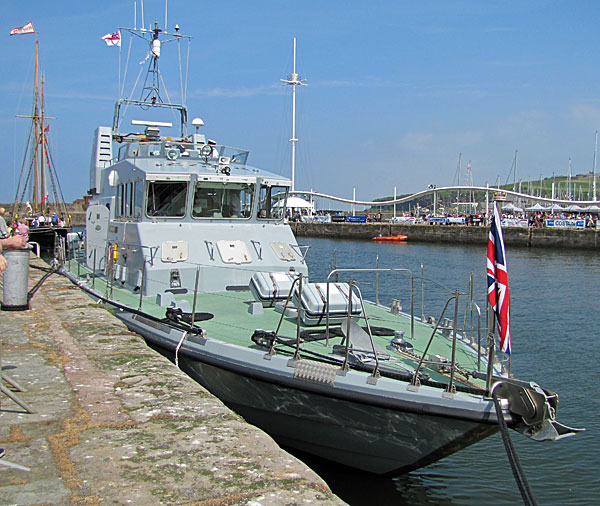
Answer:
[14,124,36,208]
[120,33,134,100]
[120,63,146,130]
[158,73,179,126]
[178,38,184,106]
[45,145,68,210]
[184,38,190,104]
[505,156,516,187]
[16,159,35,211]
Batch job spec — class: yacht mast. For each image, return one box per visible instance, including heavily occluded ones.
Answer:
[593,130,597,201]
[281,38,307,192]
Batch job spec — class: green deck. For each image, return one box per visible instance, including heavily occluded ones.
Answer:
[68,259,490,392]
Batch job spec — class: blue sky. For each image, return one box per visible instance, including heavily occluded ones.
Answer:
[2,0,600,205]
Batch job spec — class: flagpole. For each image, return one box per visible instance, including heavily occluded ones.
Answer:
[485,306,496,394]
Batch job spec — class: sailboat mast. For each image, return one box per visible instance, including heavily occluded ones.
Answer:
[456,153,461,207]
[33,33,40,213]
[593,130,598,201]
[513,150,518,192]
[568,158,572,200]
[41,74,46,210]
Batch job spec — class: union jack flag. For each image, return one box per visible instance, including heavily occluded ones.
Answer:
[487,204,511,355]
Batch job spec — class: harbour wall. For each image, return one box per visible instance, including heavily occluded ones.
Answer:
[7,199,599,250]
[291,221,600,250]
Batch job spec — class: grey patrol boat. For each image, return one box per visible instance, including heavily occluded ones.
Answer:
[60,18,580,477]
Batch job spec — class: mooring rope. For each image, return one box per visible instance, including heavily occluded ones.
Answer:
[492,391,539,506]
[174,331,188,368]
[28,264,60,302]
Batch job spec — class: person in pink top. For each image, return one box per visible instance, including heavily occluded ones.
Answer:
[16,218,29,242]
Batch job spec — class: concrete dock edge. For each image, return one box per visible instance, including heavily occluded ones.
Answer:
[0,257,345,505]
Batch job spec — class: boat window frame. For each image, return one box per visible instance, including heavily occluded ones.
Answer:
[191,176,256,220]
[133,180,143,218]
[145,177,190,219]
[258,182,289,221]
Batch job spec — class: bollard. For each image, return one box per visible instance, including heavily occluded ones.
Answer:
[2,249,30,311]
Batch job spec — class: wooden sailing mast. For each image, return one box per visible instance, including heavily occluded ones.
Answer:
[12,28,66,221]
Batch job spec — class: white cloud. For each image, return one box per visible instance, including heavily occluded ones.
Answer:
[569,102,600,124]
[189,83,281,98]
[400,132,434,151]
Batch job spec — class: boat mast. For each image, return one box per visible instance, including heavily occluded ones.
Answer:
[40,74,46,210]
[513,150,518,192]
[113,20,190,137]
[568,158,572,200]
[33,33,40,213]
[593,130,597,201]
[281,38,307,192]
[456,153,461,211]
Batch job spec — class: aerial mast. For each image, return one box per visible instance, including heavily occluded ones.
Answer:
[281,37,307,192]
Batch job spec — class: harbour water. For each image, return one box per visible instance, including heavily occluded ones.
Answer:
[293,237,599,506]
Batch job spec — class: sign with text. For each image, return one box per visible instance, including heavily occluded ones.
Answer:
[346,216,367,223]
[391,216,416,224]
[502,219,528,228]
[545,219,585,229]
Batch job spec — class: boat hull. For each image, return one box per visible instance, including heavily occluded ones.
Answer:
[371,235,408,242]
[29,226,70,251]
[116,310,499,476]
[177,355,497,475]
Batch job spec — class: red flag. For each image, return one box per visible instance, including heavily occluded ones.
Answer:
[10,22,35,36]
[487,204,511,355]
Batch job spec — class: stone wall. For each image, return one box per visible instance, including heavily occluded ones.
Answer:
[291,222,600,250]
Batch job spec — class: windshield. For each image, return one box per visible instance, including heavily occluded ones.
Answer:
[192,182,255,219]
[146,181,188,217]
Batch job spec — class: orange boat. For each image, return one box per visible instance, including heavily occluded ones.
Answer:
[371,235,408,242]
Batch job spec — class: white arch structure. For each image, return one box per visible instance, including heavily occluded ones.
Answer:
[292,185,600,210]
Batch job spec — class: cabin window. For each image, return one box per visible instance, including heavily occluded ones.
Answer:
[146,181,188,217]
[125,183,133,216]
[133,181,143,218]
[191,182,254,219]
[258,185,288,220]
[116,184,124,217]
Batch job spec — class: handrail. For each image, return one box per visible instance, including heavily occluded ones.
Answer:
[351,282,382,381]
[270,275,302,356]
[411,295,456,386]
[471,302,483,371]
[325,267,415,341]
